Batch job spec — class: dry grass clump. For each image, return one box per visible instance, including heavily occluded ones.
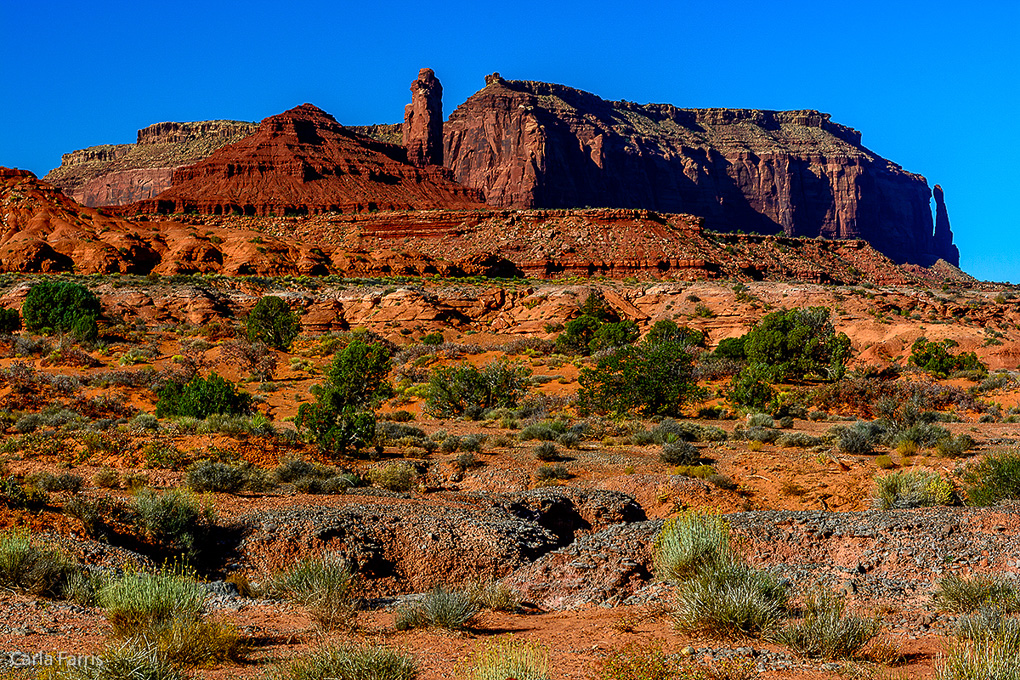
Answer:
[395,587,480,631]
[264,555,361,630]
[457,637,551,680]
[266,643,416,680]
[772,588,881,660]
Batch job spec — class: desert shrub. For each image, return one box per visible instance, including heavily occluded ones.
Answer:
[653,509,732,583]
[25,471,83,493]
[130,489,215,559]
[519,423,561,441]
[935,573,1020,613]
[184,459,271,494]
[535,463,570,481]
[222,339,278,381]
[648,418,727,443]
[955,608,1020,646]
[578,340,703,417]
[965,451,1020,507]
[660,441,698,465]
[246,296,301,351]
[296,339,393,459]
[138,616,244,667]
[773,588,880,659]
[457,637,551,680]
[589,320,640,353]
[727,362,777,409]
[830,421,884,455]
[440,435,462,453]
[556,431,581,448]
[459,433,486,453]
[715,335,747,360]
[22,279,101,342]
[598,642,690,680]
[424,359,531,419]
[142,441,190,470]
[743,307,851,381]
[0,529,79,598]
[776,432,824,448]
[266,643,416,680]
[381,409,415,422]
[645,320,707,347]
[395,587,479,631]
[93,467,120,488]
[673,562,789,638]
[64,495,124,541]
[155,372,252,419]
[534,441,561,461]
[873,469,957,509]
[367,462,416,492]
[421,331,444,345]
[875,454,896,469]
[554,314,604,355]
[741,426,780,443]
[746,412,774,428]
[936,434,977,458]
[452,452,481,473]
[0,307,21,332]
[265,555,360,630]
[375,420,427,443]
[911,337,987,378]
[891,421,952,448]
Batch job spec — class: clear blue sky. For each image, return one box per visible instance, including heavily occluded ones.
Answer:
[2,1,1016,282]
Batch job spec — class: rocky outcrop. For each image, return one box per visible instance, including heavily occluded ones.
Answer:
[933,184,958,264]
[403,68,444,167]
[44,120,256,206]
[443,75,959,266]
[126,104,483,217]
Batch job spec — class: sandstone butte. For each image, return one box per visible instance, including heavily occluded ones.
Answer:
[0,166,974,287]
[40,68,959,270]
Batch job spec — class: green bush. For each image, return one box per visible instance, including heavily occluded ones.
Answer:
[773,588,880,659]
[965,451,1020,507]
[155,372,253,419]
[554,314,603,355]
[296,339,393,458]
[645,320,707,347]
[911,337,987,378]
[22,279,102,342]
[246,296,301,351]
[367,462,416,492]
[534,441,561,461]
[0,307,21,333]
[535,462,571,481]
[265,555,360,630]
[727,362,777,409]
[578,340,703,417]
[653,510,733,582]
[714,335,747,360]
[874,470,957,509]
[588,320,640,353]
[743,307,851,381]
[266,643,416,680]
[394,587,480,631]
[457,637,551,680]
[184,459,271,494]
[130,489,214,559]
[660,441,698,466]
[421,331,444,345]
[424,359,531,419]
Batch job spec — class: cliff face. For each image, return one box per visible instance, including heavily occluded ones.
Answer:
[127,104,483,216]
[444,75,958,266]
[44,120,257,207]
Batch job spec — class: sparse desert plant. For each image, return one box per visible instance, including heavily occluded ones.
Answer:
[936,639,1020,680]
[38,644,188,680]
[266,643,417,680]
[653,509,732,582]
[424,359,531,419]
[98,568,205,637]
[367,462,416,492]
[395,587,480,631]
[773,587,881,659]
[776,432,823,448]
[184,459,272,494]
[456,636,551,680]
[874,454,896,469]
[935,573,1020,613]
[265,555,361,630]
[25,471,83,493]
[672,562,789,638]
[0,529,79,598]
[534,441,561,462]
[130,488,215,559]
[660,441,698,466]
[965,451,1020,507]
[955,607,1020,647]
[873,469,957,510]
[464,579,520,612]
[534,462,570,481]
[598,642,691,680]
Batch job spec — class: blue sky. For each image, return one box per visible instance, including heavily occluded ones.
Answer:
[1,1,1016,282]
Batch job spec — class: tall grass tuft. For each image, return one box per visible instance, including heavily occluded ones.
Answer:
[935,573,1020,613]
[0,529,79,598]
[873,469,957,509]
[264,555,361,629]
[773,588,881,659]
[395,587,480,631]
[456,637,551,680]
[672,562,788,638]
[653,509,732,582]
[265,643,417,680]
